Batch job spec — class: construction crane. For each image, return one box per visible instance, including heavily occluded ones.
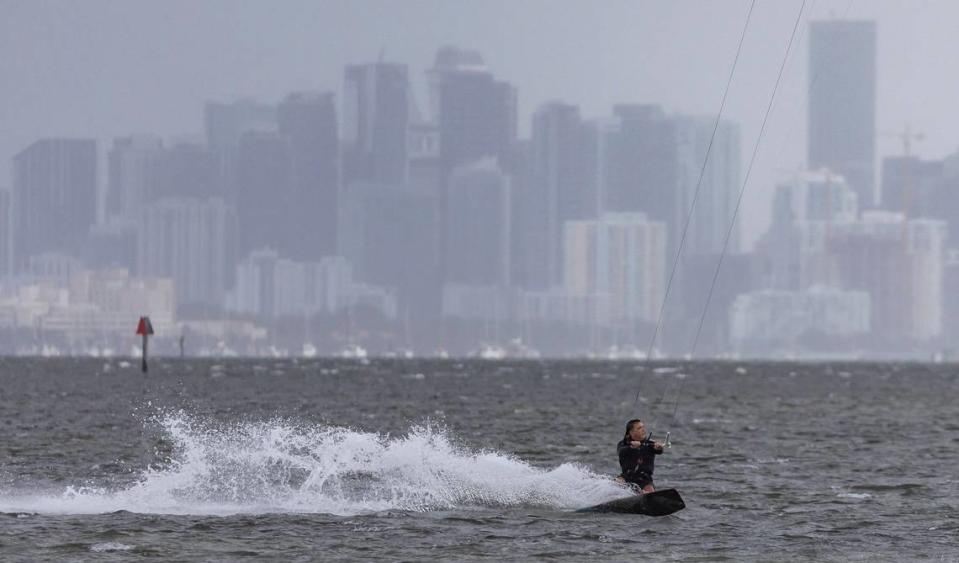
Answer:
[878,124,926,237]
[879,124,925,158]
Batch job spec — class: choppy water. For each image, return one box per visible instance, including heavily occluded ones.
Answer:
[1,358,957,561]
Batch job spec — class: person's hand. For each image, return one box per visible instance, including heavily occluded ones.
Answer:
[630,440,643,447]
[653,441,664,451]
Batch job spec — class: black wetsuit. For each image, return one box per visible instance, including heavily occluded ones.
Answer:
[617,438,663,489]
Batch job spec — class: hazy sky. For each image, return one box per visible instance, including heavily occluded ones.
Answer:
[3,0,959,247]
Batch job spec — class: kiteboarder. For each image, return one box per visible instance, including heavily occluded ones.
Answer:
[616,419,664,493]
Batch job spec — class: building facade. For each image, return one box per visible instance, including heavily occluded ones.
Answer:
[12,139,97,272]
[564,212,666,324]
[808,20,876,208]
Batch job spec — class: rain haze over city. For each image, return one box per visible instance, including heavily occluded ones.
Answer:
[6,3,959,562]
[2,0,959,360]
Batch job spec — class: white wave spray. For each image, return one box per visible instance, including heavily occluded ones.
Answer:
[1,411,625,516]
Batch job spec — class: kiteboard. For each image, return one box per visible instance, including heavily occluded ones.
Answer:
[577,488,685,516]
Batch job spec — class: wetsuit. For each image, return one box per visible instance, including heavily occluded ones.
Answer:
[617,437,663,490]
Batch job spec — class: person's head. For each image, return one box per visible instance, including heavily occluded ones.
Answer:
[625,419,647,442]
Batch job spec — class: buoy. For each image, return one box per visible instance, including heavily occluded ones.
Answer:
[135,316,154,373]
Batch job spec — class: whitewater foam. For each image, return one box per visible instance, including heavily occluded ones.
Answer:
[0,412,624,516]
[90,542,134,553]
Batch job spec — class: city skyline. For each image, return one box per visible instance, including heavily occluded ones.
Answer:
[3,2,959,359]
[4,1,959,248]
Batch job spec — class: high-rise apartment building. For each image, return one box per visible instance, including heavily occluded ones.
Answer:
[137,197,238,308]
[829,211,945,343]
[564,212,666,324]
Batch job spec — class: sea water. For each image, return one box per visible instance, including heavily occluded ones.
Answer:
[1,358,957,561]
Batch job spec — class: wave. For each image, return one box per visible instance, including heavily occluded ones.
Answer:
[0,412,624,516]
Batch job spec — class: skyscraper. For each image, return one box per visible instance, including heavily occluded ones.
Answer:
[343,62,410,185]
[205,99,277,154]
[427,46,517,286]
[278,91,339,259]
[429,47,517,169]
[235,131,294,257]
[524,102,593,289]
[673,115,741,256]
[604,105,677,218]
[338,181,440,326]
[445,159,511,286]
[564,212,666,324]
[153,141,218,201]
[204,98,277,199]
[137,197,238,308]
[108,136,219,224]
[11,139,97,271]
[106,135,164,223]
[829,211,945,344]
[808,20,877,208]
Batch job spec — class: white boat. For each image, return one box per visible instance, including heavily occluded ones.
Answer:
[339,344,368,360]
[213,341,238,358]
[477,344,506,360]
[506,338,541,359]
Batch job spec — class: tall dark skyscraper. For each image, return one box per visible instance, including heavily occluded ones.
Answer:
[278,91,339,259]
[106,135,164,223]
[11,139,97,271]
[343,62,410,185]
[235,93,338,262]
[236,131,294,258]
[524,102,592,289]
[429,46,517,170]
[427,46,517,285]
[204,99,277,200]
[605,105,677,218]
[107,136,219,225]
[339,181,440,331]
[446,159,511,286]
[808,20,876,209]
[601,104,682,263]
[153,141,218,201]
